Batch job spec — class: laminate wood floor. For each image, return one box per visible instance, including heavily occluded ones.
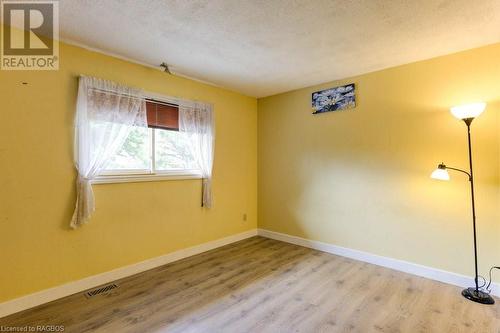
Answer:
[1,236,499,332]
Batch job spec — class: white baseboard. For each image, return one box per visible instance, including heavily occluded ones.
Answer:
[258,228,500,298]
[0,229,258,318]
[3,228,497,318]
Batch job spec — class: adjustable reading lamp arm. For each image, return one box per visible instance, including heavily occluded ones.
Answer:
[440,163,472,180]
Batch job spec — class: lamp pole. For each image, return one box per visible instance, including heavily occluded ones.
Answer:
[458,117,494,304]
[464,118,479,293]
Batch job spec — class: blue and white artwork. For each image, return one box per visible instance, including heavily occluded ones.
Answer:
[312,83,355,114]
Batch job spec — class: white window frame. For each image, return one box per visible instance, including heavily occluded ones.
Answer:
[94,94,202,184]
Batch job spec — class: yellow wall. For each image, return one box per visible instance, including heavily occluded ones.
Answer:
[0,42,257,302]
[258,44,500,283]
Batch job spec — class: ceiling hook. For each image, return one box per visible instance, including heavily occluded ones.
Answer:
[160,62,172,74]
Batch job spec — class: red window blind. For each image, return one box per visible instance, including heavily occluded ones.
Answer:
[146,100,179,131]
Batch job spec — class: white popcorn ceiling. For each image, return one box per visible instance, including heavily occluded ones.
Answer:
[60,0,500,97]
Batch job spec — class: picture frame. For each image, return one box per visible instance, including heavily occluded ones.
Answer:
[312,83,355,114]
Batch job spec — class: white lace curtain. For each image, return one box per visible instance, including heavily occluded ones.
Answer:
[71,76,147,228]
[179,103,215,208]
[71,76,215,228]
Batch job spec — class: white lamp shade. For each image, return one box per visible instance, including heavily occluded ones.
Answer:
[450,102,486,120]
[431,168,450,181]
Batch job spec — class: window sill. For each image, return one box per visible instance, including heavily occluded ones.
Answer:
[93,172,202,184]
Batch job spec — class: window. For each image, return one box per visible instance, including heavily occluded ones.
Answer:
[97,99,200,182]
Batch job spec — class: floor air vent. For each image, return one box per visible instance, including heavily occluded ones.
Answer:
[85,283,119,298]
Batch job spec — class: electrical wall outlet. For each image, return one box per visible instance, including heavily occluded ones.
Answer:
[242,213,247,221]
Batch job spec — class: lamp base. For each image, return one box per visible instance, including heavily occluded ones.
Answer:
[461,287,495,305]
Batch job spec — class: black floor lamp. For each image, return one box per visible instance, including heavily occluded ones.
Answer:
[431,102,494,305]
